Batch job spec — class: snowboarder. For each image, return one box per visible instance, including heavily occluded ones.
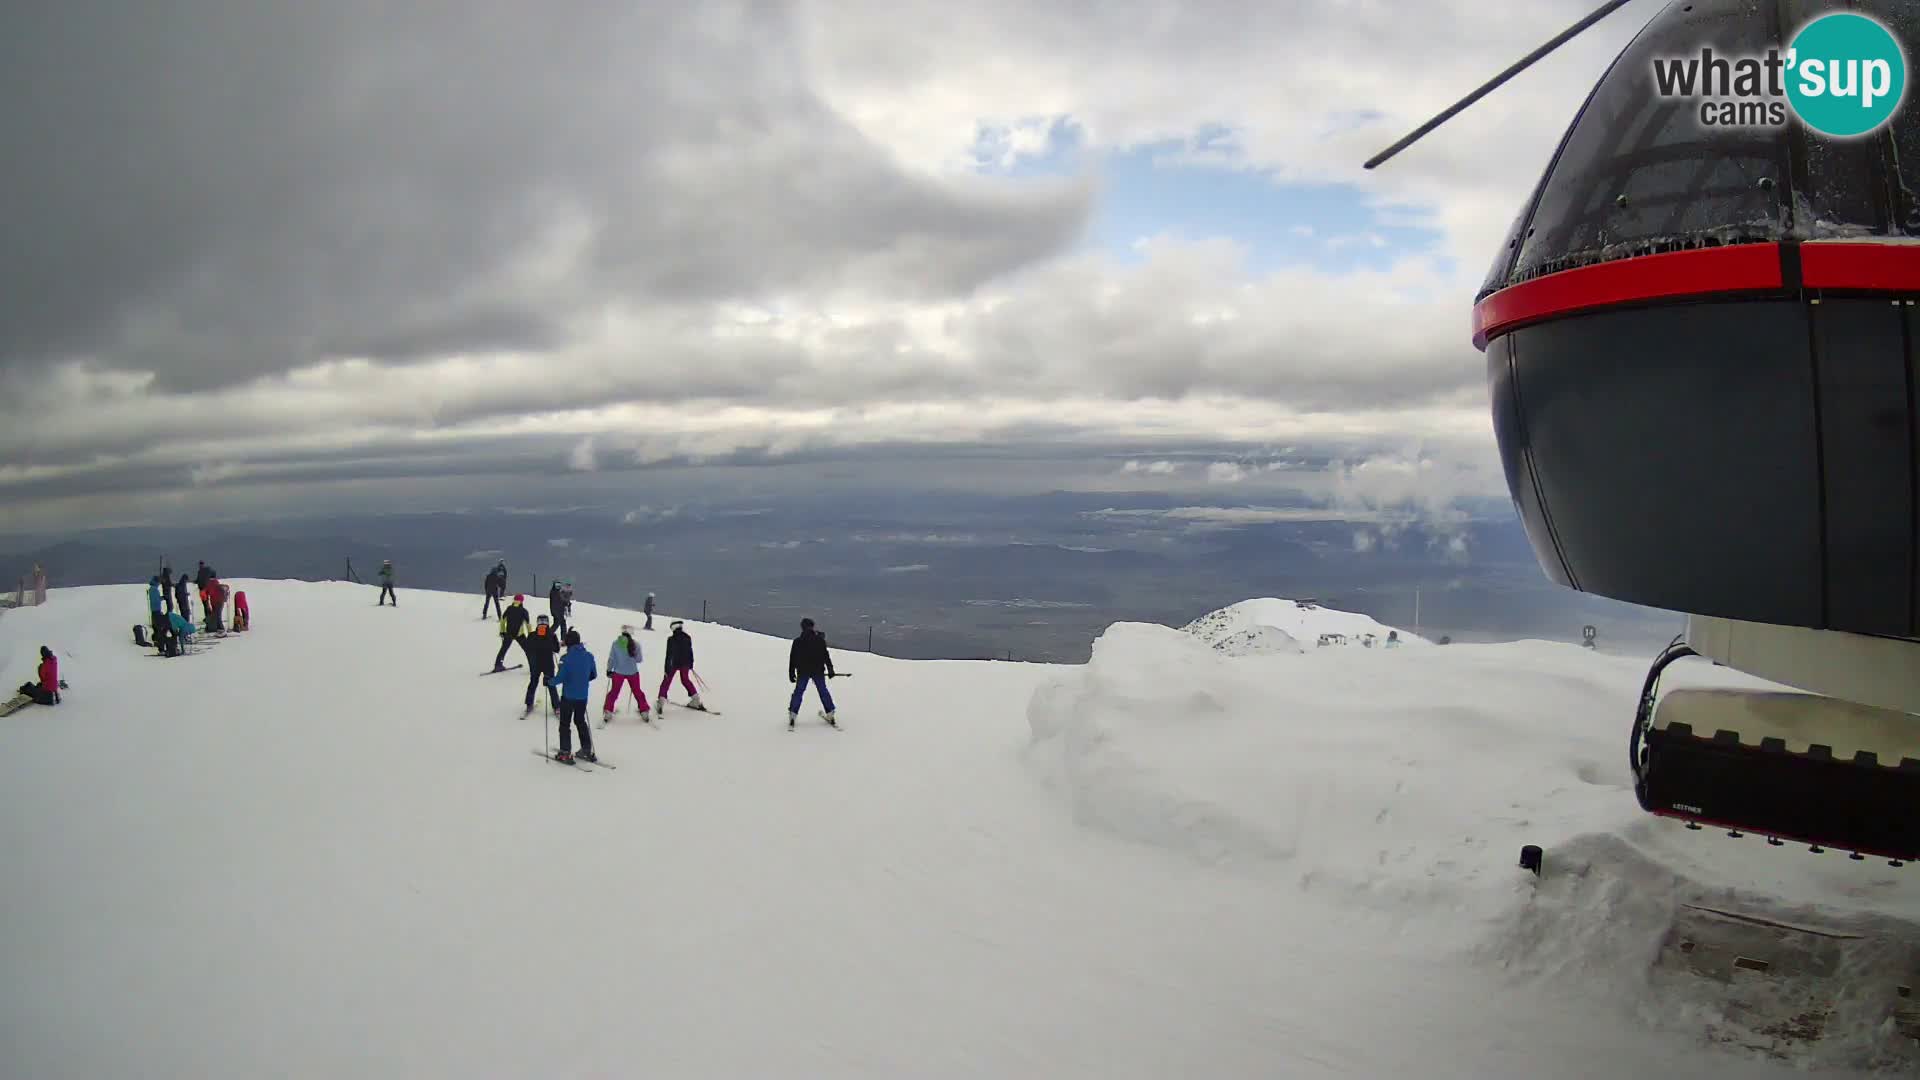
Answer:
[17,646,59,706]
[377,560,396,606]
[494,594,530,672]
[788,617,837,728]
[483,561,508,619]
[552,629,598,763]
[521,614,562,716]
[643,592,656,631]
[660,620,705,710]
[603,625,650,723]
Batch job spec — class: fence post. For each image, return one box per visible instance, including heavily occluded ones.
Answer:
[867,625,874,652]
[702,599,708,622]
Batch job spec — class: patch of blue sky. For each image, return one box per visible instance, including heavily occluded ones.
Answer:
[970,116,1445,274]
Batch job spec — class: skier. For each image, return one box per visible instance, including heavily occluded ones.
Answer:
[377,559,396,606]
[482,561,508,619]
[643,592,656,631]
[174,572,193,623]
[547,579,568,638]
[552,629,598,763]
[168,610,198,652]
[787,617,837,728]
[603,625,650,722]
[195,561,216,614]
[521,614,562,716]
[160,566,175,614]
[16,646,59,706]
[206,578,229,634]
[494,594,531,672]
[146,576,169,650]
[660,620,706,710]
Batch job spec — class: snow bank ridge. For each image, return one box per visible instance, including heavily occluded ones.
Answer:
[1181,597,1424,653]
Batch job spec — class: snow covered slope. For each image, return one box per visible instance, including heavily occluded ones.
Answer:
[1,582,1914,1078]
[1183,596,1425,650]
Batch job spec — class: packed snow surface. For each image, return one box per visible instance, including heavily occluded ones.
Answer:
[2,582,1916,1078]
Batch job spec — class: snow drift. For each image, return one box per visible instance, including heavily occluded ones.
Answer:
[1026,607,1920,1072]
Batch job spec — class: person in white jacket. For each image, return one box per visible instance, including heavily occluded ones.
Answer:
[603,625,651,723]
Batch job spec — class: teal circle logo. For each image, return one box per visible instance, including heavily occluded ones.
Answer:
[1786,13,1908,138]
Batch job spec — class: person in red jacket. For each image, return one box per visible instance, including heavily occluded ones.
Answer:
[233,590,251,632]
[16,646,59,706]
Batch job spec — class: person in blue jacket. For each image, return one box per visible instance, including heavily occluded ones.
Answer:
[552,629,598,763]
[146,576,174,655]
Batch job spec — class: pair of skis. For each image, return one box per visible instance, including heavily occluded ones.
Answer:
[531,749,617,770]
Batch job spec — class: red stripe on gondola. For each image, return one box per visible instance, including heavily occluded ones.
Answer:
[1472,244,1783,349]
[1800,241,1920,291]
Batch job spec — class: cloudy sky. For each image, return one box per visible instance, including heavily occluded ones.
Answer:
[0,0,1650,534]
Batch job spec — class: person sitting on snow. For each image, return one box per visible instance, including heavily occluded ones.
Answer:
[17,646,59,706]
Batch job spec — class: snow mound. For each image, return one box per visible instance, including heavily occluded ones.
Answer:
[1207,625,1306,656]
[1026,621,1629,903]
[1026,618,1920,1070]
[1182,596,1423,650]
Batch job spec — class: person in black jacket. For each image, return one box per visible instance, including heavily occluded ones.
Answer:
[174,572,193,623]
[659,620,706,710]
[520,614,563,716]
[493,594,531,672]
[547,580,569,639]
[483,562,508,620]
[787,617,836,728]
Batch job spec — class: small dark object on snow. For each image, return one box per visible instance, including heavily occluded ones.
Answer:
[1519,844,1543,876]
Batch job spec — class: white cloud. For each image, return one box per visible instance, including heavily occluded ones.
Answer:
[1122,459,1181,475]
[623,505,683,525]
[1205,461,1248,484]
[568,438,597,472]
[548,538,571,548]
[1090,505,1407,526]
[881,563,931,573]
[1352,531,1377,553]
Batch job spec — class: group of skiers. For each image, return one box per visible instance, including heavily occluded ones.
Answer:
[484,584,840,762]
[143,562,249,656]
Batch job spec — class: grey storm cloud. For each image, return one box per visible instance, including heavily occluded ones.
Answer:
[0,1,1093,392]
